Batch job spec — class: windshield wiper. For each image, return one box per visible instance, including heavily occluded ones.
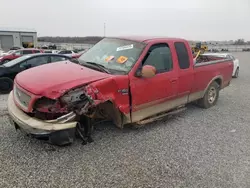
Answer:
[84,61,110,74]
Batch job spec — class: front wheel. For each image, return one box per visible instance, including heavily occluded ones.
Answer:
[197,81,219,109]
[0,77,14,94]
[233,67,239,78]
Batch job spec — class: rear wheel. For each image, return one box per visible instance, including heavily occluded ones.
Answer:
[233,67,239,78]
[197,81,219,109]
[0,77,13,94]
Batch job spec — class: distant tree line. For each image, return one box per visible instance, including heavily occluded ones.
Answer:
[38,36,250,46]
[234,39,250,45]
[38,36,104,44]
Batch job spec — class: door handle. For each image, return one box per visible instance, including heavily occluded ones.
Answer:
[171,79,177,84]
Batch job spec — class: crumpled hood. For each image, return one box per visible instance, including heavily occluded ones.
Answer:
[15,61,111,99]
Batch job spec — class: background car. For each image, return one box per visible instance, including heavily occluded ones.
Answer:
[0,48,44,64]
[44,50,59,54]
[0,53,72,93]
[204,53,240,78]
[57,50,77,55]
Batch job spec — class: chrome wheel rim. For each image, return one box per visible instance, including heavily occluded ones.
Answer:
[208,87,217,104]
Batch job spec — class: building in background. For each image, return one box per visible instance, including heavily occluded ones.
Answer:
[0,28,37,51]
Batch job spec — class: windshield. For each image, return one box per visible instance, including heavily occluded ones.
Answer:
[3,55,31,67]
[78,38,146,74]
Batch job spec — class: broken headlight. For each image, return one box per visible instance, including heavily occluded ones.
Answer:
[60,88,87,104]
[34,97,61,112]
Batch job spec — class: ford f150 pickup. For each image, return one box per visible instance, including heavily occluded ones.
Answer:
[7,37,234,145]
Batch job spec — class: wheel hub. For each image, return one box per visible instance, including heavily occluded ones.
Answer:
[208,87,216,104]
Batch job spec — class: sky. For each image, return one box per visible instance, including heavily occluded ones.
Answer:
[0,0,250,41]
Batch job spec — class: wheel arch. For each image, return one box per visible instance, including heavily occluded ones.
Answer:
[89,100,125,129]
[202,75,223,97]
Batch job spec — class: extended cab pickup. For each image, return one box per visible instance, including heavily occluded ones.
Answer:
[7,37,234,145]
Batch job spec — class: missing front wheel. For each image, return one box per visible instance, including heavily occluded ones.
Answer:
[76,116,94,145]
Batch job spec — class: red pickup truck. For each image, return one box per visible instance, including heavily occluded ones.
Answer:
[0,48,43,64]
[7,37,233,145]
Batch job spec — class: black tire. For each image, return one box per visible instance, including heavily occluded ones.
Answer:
[0,77,14,94]
[197,81,219,109]
[233,67,239,78]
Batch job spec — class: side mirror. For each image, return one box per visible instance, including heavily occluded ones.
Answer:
[135,65,156,78]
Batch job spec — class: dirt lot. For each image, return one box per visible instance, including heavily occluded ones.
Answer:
[0,52,250,188]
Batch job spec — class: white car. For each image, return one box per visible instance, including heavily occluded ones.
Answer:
[57,50,76,55]
[204,53,240,78]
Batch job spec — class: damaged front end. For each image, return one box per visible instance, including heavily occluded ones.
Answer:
[32,85,102,120]
[19,84,122,145]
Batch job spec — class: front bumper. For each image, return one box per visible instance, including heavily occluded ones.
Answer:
[7,91,78,145]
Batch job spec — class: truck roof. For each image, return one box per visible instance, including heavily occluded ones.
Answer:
[111,36,186,43]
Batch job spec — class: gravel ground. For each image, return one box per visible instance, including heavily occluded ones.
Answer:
[0,52,250,188]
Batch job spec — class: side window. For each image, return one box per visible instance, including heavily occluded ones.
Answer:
[34,50,41,53]
[174,42,190,69]
[142,43,173,73]
[50,56,67,63]
[22,50,33,55]
[20,56,49,68]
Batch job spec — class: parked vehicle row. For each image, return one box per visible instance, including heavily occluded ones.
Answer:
[0,48,89,93]
[0,53,73,94]
[0,48,44,64]
[6,36,234,145]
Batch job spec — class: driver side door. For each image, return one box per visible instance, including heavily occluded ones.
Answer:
[129,42,179,123]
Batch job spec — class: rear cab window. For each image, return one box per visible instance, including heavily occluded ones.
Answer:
[174,42,190,69]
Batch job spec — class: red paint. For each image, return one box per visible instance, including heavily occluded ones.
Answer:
[87,75,130,114]
[15,61,111,99]
[13,37,233,119]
